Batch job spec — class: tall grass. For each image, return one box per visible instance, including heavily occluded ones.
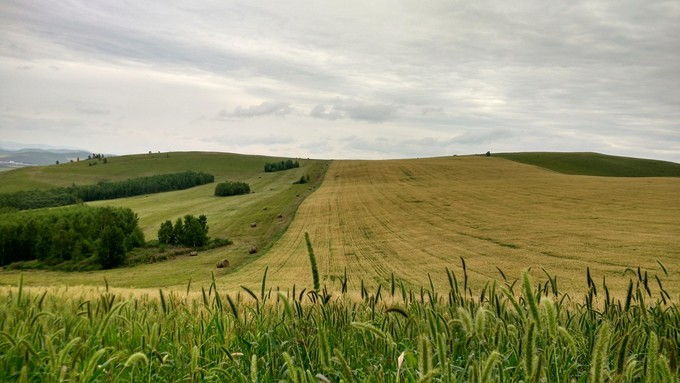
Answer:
[0,267,678,381]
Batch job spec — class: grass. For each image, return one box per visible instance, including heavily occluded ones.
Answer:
[0,267,677,381]
[1,153,678,299]
[0,151,311,193]
[0,151,679,381]
[0,152,330,288]
[495,152,680,177]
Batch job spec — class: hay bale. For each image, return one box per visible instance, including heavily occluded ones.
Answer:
[216,259,229,268]
[250,222,257,228]
[189,251,198,256]
[277,214,283,219]
[249,246,258,254]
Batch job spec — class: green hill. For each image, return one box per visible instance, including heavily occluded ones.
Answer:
[0,152,330,285]
[495,152,680,177]
[0,151,309,193]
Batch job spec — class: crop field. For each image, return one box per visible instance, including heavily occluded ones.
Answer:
[1,152,679,381]
[227,156,680,298]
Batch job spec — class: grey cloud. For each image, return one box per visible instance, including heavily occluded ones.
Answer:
[77,108,110,115]
[1,1,679,162]
[206,135,294,146]
[220,101,292,119]
[454,129,516,145]
[309,100,397,122]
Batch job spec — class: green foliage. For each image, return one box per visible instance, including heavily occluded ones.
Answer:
[305,232,320,291]
[496,152,680,177]
[0,171,215,210]
[214,181,251,196]
[264,159,300,173]
[98,226,126,269]
[0,206,144,269]
[157,220,174,244]
[0,267,678,382]
[158,215,210,248]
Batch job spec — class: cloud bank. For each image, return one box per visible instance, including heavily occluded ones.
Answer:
[0,1,678,162]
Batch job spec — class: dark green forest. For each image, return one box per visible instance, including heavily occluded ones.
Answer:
[0,206,144,269]
[264,159,299,172]
[0,171,214,210]
[157,215,210,248]
[214,181,251,196]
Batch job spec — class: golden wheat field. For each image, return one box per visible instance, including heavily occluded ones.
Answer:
[227,156,680,298]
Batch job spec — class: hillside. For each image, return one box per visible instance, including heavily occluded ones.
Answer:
[1,153,678,299]
[495,151,680,177]
[226,156,680,297]
[0,152,330,286]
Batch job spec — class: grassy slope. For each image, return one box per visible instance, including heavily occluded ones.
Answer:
[226,156,680,298]
[496,151,680,177]
[1,152,679,299]
[0,152,330,288]
[0,151,298,193]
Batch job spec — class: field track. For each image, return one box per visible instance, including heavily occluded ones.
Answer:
[229,156,680,297]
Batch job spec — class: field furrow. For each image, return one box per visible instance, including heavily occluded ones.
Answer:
[227,156,680,298]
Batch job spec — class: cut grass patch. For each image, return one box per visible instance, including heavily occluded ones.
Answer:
[495,151,680,177]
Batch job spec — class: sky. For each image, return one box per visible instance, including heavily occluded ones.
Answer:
[1,1,679,162]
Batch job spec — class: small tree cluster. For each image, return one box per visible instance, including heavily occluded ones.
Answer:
[264,159,299,172]
[214,181,250,196]
[158,214,209,248]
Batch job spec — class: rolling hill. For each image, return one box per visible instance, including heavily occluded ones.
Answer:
[0,152,678,300]
[495,151,680,177]
[0,147,93,170]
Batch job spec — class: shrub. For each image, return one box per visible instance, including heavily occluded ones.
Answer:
[215,181,251,196]
[264,159,299,172]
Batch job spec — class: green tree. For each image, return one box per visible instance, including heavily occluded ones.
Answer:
[173,218,184,245]
[158,220,174,244]
[182,215,209,247]
[98,226,126,269]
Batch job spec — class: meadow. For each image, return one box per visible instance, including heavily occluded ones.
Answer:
[0,152,329,287]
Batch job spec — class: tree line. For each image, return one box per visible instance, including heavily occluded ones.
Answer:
[0,206,144,269]
[157,215,210,247]
[214,181,251,196]
[0,171,215,210]
[264,159,300,172]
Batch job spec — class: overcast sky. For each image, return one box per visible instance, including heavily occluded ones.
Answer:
[1,1,679,162]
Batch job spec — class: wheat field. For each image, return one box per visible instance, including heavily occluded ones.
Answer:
[226,156,680,298]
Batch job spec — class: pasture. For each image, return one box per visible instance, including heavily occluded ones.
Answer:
[0,152,329,288]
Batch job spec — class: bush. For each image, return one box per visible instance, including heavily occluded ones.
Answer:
[214,181,251,196]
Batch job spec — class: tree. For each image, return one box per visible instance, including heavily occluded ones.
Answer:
[182,215,208,247]
[98,226,126,269]
[486,151,491,157]
[173,218,184,245]
[158,220,174,244]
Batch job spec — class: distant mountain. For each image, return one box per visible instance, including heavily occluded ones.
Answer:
[0,147,95,169]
